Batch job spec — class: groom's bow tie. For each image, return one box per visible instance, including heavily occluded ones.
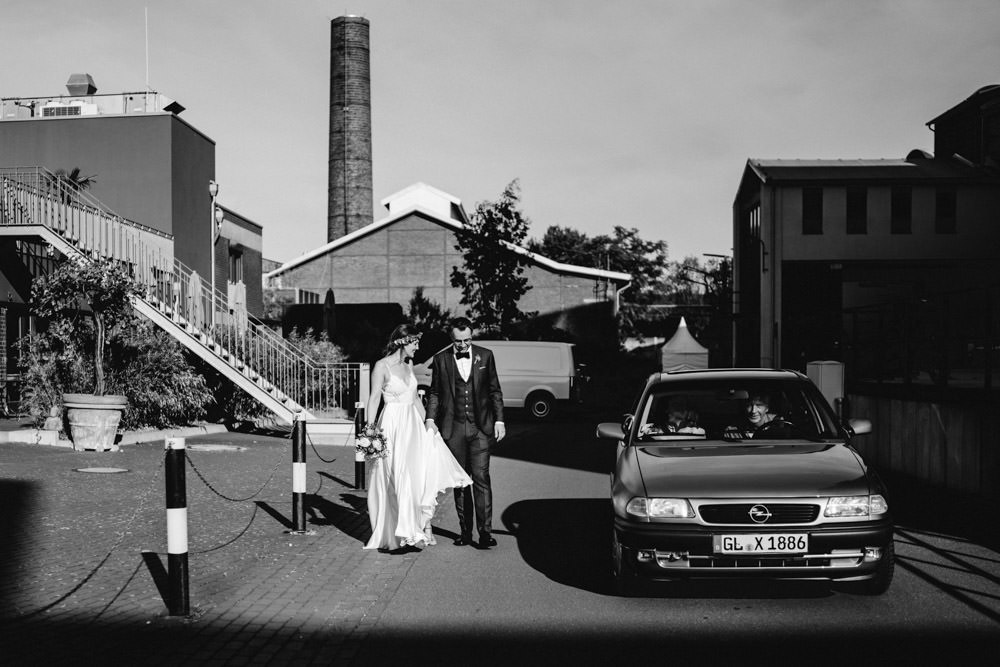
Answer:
[455,352,470,360]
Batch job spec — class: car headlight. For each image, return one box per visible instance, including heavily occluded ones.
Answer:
[626,497,694,519]
[824,495,889,517]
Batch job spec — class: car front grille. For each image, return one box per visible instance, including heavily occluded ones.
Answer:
[698,503,820,524]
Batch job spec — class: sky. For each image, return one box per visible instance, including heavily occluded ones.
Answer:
[3,0,1000,264]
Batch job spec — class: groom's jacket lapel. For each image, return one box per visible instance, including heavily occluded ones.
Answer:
[443,349,457,399]
[469,344,482,392]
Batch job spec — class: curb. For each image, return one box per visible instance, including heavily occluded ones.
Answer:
[0,423,230,448]
[117,423,230,445]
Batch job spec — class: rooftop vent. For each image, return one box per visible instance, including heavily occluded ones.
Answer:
[66,73,97,96]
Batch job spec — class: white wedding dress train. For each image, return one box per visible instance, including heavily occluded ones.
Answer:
[364,368,471,550]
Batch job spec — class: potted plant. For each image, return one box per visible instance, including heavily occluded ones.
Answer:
[31,255,142,451]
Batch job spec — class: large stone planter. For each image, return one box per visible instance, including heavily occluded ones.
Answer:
[63,393,128,452]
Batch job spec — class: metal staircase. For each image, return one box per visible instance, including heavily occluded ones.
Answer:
[0,167,363,424]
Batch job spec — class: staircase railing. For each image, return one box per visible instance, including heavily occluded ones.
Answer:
[0,166,364,421]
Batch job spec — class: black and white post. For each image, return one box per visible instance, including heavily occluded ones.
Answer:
[354,402,366,490]
[165,437,189,616]
[289,411,311,534]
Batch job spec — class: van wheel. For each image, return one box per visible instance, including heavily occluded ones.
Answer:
[526,391,554,420]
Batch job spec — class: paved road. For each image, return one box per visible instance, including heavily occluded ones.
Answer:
[356,413,1000,664]
[1,413,998,665]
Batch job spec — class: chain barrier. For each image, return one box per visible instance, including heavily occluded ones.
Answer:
[189,503,262,554]
[90,559,145,624]
[12,454,166,621]
[184,444,285,502]
[307,420,357,463]
[13,423,349,621]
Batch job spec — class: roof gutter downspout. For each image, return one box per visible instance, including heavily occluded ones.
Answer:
[614,281,631,317]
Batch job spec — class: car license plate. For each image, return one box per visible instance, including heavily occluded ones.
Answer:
[713,534,808,554]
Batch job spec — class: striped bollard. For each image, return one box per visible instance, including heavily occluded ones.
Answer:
[287,412,313,535]
[165,437,190,616]
[354,403,366,490]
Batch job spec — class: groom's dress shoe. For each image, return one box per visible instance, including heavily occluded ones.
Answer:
[453,534,474,547]
[477,535,498,549]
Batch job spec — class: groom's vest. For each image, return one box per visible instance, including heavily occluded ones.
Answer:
[453,371,474,423]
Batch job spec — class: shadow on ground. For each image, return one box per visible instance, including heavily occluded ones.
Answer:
[501,497,838,600]
[2,617,996,666]
[306,491,371,544]
[492,414,618,474]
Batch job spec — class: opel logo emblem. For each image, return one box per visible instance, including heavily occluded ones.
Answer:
[749,504,772,524]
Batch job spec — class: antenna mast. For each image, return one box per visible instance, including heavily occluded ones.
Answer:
[145,7,150,91]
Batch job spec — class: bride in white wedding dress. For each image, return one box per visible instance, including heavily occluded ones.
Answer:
[363,325,472,551]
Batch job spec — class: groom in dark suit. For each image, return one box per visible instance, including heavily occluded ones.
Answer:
[425,317,505,549]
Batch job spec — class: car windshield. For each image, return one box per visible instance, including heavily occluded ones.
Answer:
[635,378,842,442]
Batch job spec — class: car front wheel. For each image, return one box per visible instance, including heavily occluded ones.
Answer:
[611,528,640,596]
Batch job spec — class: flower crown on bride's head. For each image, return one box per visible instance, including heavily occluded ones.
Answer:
[388,332,421,352]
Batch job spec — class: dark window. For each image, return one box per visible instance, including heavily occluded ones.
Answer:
[228,249,244,283]
[891,186,911,234]
[846,187,867,234]
[802,187,823,235]
[935,189,957,234]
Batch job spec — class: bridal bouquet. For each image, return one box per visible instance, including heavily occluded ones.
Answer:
[356,423,388,460]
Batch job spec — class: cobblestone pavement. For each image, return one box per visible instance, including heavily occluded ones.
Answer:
[0,430,434,665]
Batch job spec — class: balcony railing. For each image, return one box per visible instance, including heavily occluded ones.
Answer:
[0,166,366,421]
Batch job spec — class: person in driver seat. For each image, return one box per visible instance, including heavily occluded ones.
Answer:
[725,393,777,440]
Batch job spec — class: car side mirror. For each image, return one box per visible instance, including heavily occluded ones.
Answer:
[846,418,872,436]
[622,414,633,433]
[596,422,626,441]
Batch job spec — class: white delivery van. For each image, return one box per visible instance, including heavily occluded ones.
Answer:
[413,340,582,419]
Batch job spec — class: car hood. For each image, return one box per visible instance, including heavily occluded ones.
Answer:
[635,441,869,498]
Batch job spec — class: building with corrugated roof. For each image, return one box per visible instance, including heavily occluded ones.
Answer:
[265,182,631,344]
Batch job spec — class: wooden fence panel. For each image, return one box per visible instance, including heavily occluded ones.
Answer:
[848,393,998,498]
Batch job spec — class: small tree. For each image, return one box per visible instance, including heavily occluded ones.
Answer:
[54,167,97,193]
[589,226,668,304]
[407,286,453,335]
[407,286,453,363]
[450,179,536,335]
[49,167,97,204]
[31,256,142,396]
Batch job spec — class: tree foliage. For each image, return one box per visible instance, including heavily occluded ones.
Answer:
[451,179,536,335]
[665,255,734,365]
[54,167,97,192]
[19,311,212,430]
[528,224,668,304]
[407,286,453,335]
[105,322,212,430]
[667,255,732,311]
[31,256,143,396]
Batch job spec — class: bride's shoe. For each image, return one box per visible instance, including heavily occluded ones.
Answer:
[423,525,437,545]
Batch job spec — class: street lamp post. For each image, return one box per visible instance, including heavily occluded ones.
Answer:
[208,180,221,327]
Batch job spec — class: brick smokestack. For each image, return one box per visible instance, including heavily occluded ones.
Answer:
[329,16,373,241]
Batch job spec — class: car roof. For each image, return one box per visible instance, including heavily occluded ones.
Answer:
[645,368,809,389]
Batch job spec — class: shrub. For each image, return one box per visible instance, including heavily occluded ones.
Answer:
[16,326,91,425]
[105,322,213,430]
[23,256,213,430]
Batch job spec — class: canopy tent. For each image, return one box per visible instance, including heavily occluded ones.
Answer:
[660,317,709,371]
